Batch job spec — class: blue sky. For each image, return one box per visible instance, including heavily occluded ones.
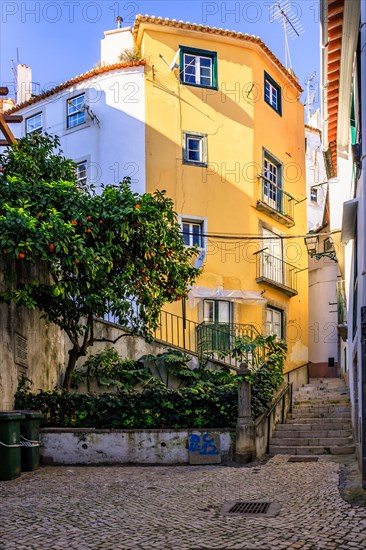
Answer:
[1,1,320,110]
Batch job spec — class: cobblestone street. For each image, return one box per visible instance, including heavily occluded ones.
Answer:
[1,455,366,549]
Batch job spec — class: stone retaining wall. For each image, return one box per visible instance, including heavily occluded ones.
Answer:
[40,428,233,465]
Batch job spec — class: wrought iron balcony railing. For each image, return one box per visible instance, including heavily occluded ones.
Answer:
[255,249,298,297]
[256,175,298,227]
[154,310,263,369]
[197,321,265,368]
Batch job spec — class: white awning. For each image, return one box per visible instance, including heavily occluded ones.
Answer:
[341,198,358,242]
[188,285,266,308]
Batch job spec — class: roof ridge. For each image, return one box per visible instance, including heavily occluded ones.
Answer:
[133,14,303,93]
[5,60,146,114]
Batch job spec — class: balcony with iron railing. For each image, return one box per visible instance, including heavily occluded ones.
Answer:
[153,310,263,369]
[255,249,298,297]
[256,175,299,228]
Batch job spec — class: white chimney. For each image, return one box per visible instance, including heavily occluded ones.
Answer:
[101,27,133,65]
[17,64,32,104]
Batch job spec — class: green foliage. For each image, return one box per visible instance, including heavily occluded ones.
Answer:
[71,348,152,389]
[231,334,287,372]
[0,134,199,387]
[238,335,286,417]
[140,349,200,387]
[15,380,238,429]
[118,47,142,63]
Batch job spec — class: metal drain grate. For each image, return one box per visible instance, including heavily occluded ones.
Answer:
[221,500,280,517]
[288,456,319,463]
[228,501,271,514]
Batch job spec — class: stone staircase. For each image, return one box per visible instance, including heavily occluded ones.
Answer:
[269,378,355,456]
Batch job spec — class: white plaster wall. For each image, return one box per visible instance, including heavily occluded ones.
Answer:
[305,127,327,231]
[40,429,233,465]
[101,28,134,65]
[329,155,354,231]
[308,258,339,364]
[5,67,146,195]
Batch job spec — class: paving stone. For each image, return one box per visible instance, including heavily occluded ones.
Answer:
[1,455,366,549]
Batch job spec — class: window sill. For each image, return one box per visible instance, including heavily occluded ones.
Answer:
[181,81,218,91]
[183,160,208,168]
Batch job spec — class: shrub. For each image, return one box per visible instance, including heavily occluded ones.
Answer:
[118,47,142,63]
[71,349,152,389]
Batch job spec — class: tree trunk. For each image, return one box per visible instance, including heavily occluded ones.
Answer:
[63,347,82,391]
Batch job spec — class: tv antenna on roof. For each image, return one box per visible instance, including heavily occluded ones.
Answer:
[269,1,305,70]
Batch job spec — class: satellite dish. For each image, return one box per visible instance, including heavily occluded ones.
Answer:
[194,249,206,270]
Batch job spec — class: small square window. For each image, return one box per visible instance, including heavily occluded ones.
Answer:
[264,72,282,115]
[26,113,42,134]
[310,187,318,202]
[67,94,86,129]
[183,132,207,166]
[182,220,204,248]
[75,161,87,189]
[180,46,217,89]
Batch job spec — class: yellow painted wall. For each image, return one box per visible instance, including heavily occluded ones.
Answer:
[137,24,308,372]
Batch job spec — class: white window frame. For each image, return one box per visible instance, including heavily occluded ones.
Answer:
[183,53,213,87]
[75,160,88,189]
[264,72,282,115]
[67,93,86,129]
[183,132,207,167]
[266,306,284,339]
[265,79,278,110]
[263,150,283,212]
[178,215,208,250]
[26,112,43,134]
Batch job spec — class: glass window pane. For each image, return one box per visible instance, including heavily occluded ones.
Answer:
[182,223,190,245]
[200,57,211,67]
[188,138,200,151]
[184,55,196,83]
[204,301,214,322]
[188,150,200,162]
[26,113,42,133]
[187,136,202,163]
[192,224,201,246]
[218,301,230,323]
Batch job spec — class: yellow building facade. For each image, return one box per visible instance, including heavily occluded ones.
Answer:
[134,16,308,373]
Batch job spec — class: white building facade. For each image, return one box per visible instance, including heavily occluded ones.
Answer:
[321,0,366,480]
[3,27,146,195]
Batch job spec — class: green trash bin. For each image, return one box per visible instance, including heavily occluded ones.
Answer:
[0,412,25,481]
[19,411,43,472]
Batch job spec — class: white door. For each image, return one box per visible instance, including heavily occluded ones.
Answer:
[262,228,283,284]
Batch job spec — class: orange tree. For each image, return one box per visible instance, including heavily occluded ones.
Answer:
[0,134,199,389]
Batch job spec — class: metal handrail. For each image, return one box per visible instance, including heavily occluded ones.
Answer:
[255,250,298,292]
[257,174,298,220]
[265,382,293,453]
[154,311,265,369]
[258,174,298,201]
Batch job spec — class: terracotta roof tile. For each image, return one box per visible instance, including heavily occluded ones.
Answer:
[5,61,146,114]
[305,124,321,134]
[133,15,303,93]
